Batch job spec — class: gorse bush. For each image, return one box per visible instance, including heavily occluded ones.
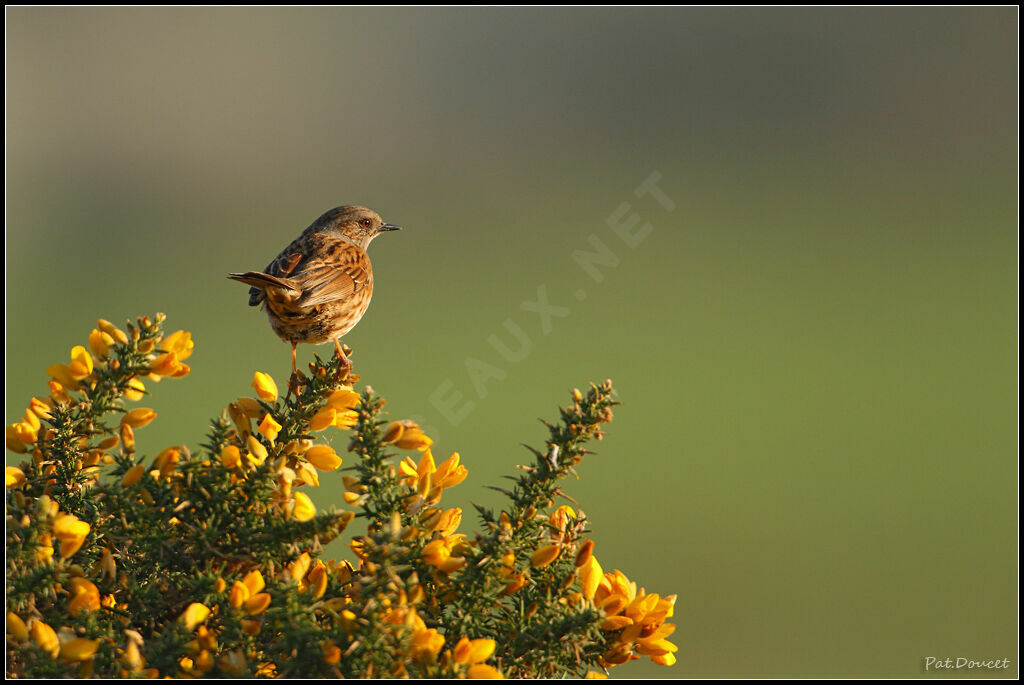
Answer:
[5,314,678,678]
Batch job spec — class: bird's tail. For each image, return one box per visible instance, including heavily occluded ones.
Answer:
[227,271,300,307]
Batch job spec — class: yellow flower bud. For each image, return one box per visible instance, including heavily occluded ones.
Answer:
[236,397,264,418]
[466,664,504,679]
[246,436,268,465]
[120,423,135,452]
[242,569,265,595]
[393,421,433,451]
[304,445,342,471]
[6,466,26,489]
[244,593,271,615]
[575,539,595,568]
[530,544,562,568]
[97,319,129,344]
[453,637,497,665]
[52,513,90,558]
[251,372,278,402]
[121,408,157,429]
[580,555,603,601]
[29,397,53,420]
[30,620,60,658]
[289,552,312,582]
[179,603,210,631]
[154,447,181,476]
[6,612,29,641]
[89,329,115,358]
[308,564,328,599]
[257,414,282,443]
[229,581,250,609]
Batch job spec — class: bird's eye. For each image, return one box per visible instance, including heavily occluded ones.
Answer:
[359,218,372,228]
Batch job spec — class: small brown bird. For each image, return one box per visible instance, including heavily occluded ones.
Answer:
[228,205,401,375]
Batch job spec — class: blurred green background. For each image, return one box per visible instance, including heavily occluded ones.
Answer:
[6,7,1017,678]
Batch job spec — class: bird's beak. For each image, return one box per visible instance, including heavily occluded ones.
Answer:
[380,223,402,232]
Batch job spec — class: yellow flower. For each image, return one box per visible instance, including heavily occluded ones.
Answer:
[154,447,181,476]
[100,547,117,581]
[246,435,268,467]
[421,536,467,573]
[600,615,632,631]
[257,414,282,443]
[242,569,265,594]
[46,363,80,392]
[308,564,328,599]
[333,409,359,429]
[48,380,72,403]
[161,330,194,360]
[579,555,603,601]
[453,637,496,665]
[251,372,278,402]
[179,603,210,630]
[393,420,433,451]
[244,593,271,615]
[326,388,360,411]
[220,445,241,469]
[30,620,60,658]
[322,641,342,665]
[121,408,157,429]
[292,492,316,522]
[467,664,504,678]
[6,466,26,488]
[67,345,94,380]
[59,637,100,662]
[148,352,183,377]
[434,452,468,489]
[89,328,115,358]
[304,445,342,471]
[6,612,29,641]
[236,397,264,418]
[10,421,38,445]
[381,421,404,444]
[21,409,40,433]
[411,627,445,658]
[97,318,129,344]
[229,581,250,609]
[294,462,318,487]
[119,464,143,487]
[52,513,90,558]
[432,508,463,536]
[35,533,54,563]
[29,397,53,420]
[309,407,336,431]
[68,578,101,616]
[289,552,312,582]
[6,426,28,453]
[585,671,608,679]
[529,544,562,568]
[124,377,146,401]
[575,539,595,567]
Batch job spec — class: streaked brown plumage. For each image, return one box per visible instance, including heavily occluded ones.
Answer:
[228,205,401,374]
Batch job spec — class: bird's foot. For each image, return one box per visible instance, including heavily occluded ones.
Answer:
[333,340,354,384]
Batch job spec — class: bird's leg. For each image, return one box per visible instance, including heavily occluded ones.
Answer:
[286,342,299,401]
[333,338,353,381]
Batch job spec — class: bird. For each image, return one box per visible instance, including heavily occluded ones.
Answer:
[228,205,401,377]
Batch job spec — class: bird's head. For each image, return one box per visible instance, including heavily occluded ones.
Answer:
[309,205,401,250]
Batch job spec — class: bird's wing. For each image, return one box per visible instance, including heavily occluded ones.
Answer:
[290,237,372,307]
